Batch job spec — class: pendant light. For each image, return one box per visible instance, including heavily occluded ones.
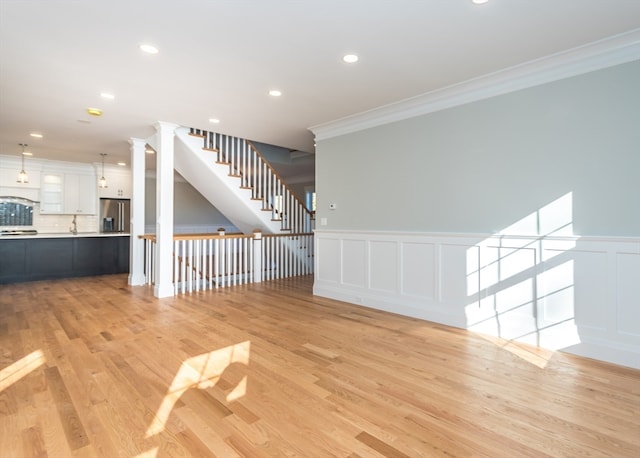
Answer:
[99,153,108,188]
[16,143,29,184]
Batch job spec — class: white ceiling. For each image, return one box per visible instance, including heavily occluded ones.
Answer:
[1,0,640,168]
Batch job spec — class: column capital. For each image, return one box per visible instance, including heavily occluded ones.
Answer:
[153,121,181,135]
[129,137,147,148]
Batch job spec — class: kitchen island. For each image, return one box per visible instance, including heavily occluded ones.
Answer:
[0,232,129,284]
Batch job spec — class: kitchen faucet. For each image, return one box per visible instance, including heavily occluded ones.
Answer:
[70,214,77,235]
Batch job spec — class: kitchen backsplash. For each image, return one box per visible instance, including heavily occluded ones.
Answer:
[37,211,98,233]
[0,203,99,233]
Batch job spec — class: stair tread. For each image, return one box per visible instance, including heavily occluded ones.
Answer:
[189,132,206,138]
[203,147,219,152]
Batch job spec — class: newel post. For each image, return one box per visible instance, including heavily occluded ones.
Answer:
[253,229,262,283]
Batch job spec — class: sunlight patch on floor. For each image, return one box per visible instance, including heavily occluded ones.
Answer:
[145,341,251,438]
[0,349,46,392]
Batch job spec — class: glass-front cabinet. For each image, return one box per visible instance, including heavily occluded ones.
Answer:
[40,173,64,213]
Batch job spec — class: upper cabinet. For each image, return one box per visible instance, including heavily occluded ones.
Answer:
[40,173,64,212]
[64,173,97,214]
[0,167,41,189]
[40,171,97,214]
[0,166,41,202]
[98,168,131,199]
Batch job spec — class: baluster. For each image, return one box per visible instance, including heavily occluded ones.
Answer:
[265,166,270,211]
[293,236,298,278]
[256,150,262,200]
[252,147,258,198]
[206,238,212,290]
[233,236,237,285]
[214,237,219,288]
[186,240,192,293]
[243,238,253,283]
[273,237,278,279]
[226,237,232,287]
[269,237,275,281]
[264,237,269,281]
[195,239,201,292]
[283,236,289,278]
[241,141,246,187]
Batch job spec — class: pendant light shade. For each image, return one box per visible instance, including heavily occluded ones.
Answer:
[99,153,108,188]
[16,143,29,184]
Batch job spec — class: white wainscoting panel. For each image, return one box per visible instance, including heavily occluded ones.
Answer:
[617,252,640,338]
[317,237,340,283]
[342,239,367,287]
[314,230,640,369]
[370,240,398,293]
[401,242,435,299]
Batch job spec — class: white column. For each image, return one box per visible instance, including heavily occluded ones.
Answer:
[153,121,179,298]
[128,137,146,286]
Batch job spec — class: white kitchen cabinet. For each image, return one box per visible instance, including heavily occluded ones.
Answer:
[0,166,41,189]
[98,169,131,199]
[64,173,96,214]
[40,173,64,213]
[40,171,97,214]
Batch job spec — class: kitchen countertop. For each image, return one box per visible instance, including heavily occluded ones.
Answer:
[0,232,130,240]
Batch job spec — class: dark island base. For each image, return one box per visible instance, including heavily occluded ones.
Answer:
[0,236,129,284]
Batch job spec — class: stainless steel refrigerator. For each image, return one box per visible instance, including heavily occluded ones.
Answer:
[99,198,130,233]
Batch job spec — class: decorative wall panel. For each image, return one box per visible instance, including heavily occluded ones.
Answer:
[314,230,640,369]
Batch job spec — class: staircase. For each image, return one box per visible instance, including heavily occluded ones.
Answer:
[141,126,315,293]
[173,127,314,235]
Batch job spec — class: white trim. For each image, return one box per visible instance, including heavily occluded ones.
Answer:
[310,29,640,141]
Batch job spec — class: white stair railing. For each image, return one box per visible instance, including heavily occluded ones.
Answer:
[189,128,314,233]
[139,230,314,294]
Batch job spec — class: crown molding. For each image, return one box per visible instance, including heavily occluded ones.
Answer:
[310,29,640,141]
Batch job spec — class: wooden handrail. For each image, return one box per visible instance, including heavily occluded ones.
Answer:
[139,231,314,242]
[139,232,250,242]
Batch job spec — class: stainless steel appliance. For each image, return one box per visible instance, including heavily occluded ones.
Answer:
[99,198,130,233]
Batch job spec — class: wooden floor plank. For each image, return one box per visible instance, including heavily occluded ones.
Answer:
[43,366,90,450]
[1,273,639,457]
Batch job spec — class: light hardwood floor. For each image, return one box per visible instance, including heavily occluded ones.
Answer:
[1,274,639,457]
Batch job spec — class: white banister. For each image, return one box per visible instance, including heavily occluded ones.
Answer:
[140,230,312,294]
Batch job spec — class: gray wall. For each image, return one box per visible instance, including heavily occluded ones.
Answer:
[145,177,234,229]
[316,60,640,237]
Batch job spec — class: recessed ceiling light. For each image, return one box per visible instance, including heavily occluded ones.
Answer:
[472,0,489,4]
[22,151,33,156]
[140,44,159,54]
[343,54,359,63]
[269,90,282,97]
[30,133,43,138]
[87,107,103,116]
[101,92,115,100]
[117,162,126,166]
[145,149,155,154]
[209,118,220,124]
